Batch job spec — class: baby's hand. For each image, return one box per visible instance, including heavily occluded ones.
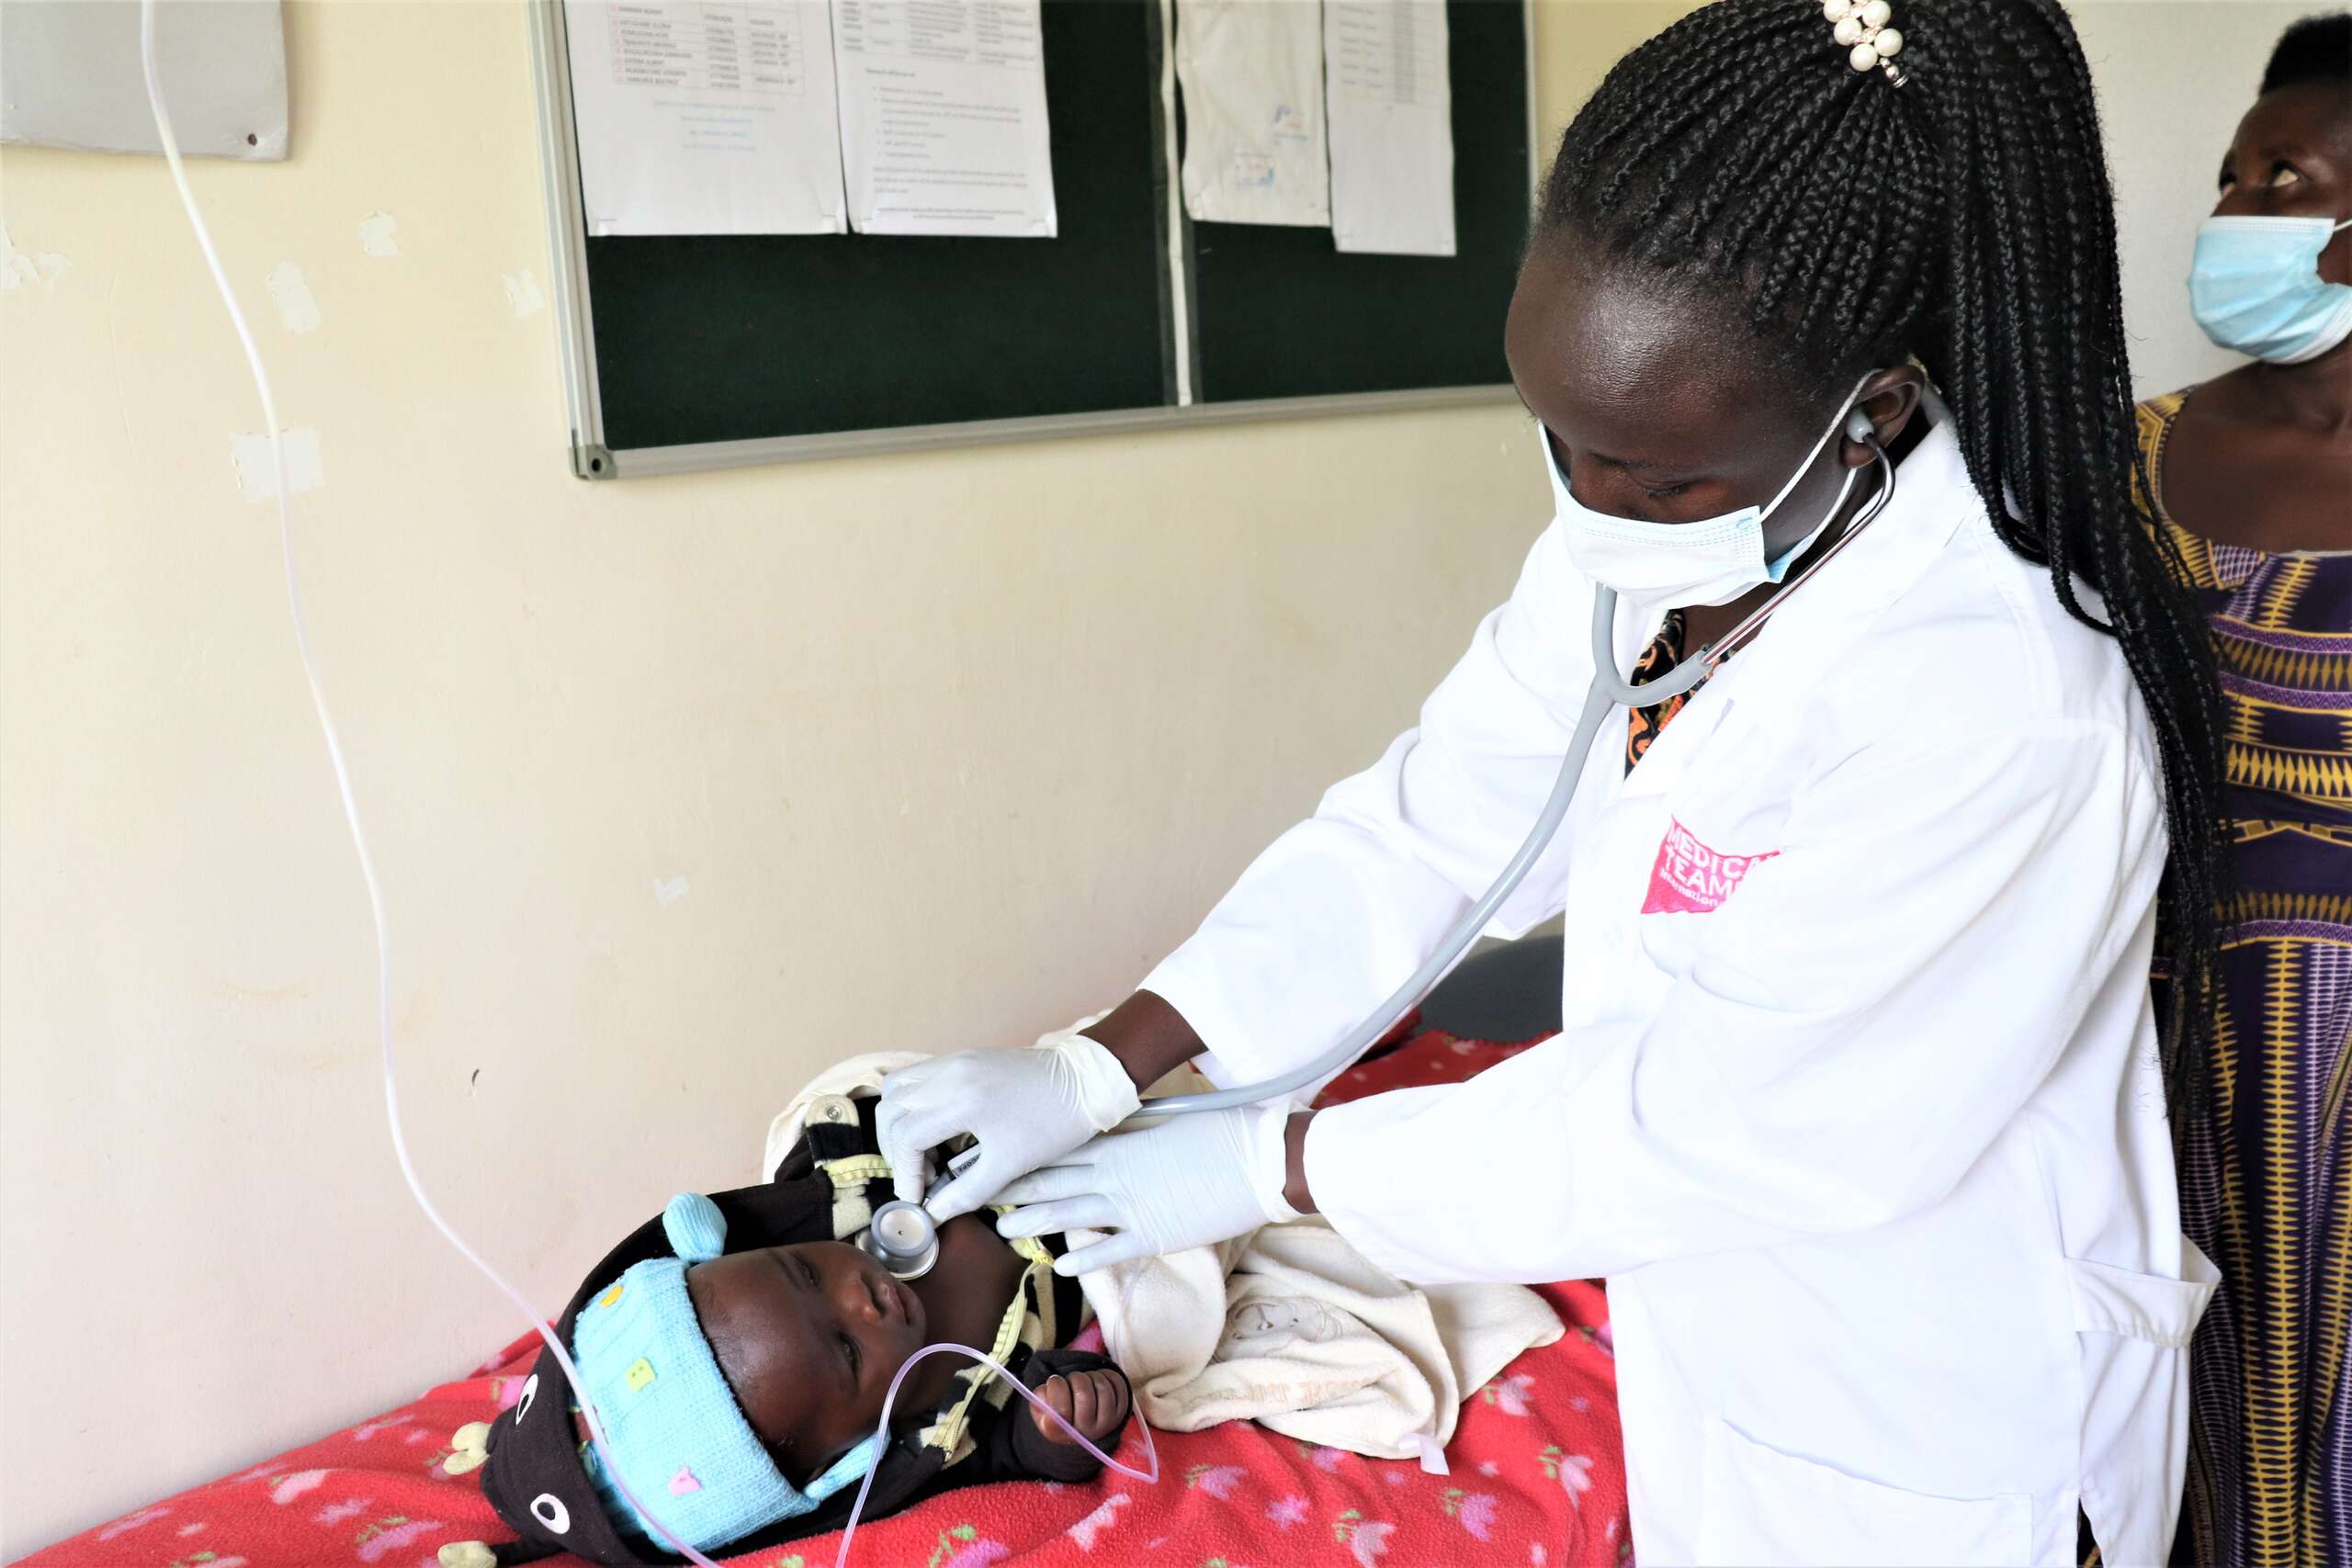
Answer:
[1031,1368,1130,1447]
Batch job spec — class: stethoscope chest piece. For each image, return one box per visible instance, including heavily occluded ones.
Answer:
[862,1199,941,1280]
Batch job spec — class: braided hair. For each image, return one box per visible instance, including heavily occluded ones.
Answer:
[1536,0,2229,1103]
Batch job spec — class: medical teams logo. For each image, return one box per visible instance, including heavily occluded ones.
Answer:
[1643,818,1778,916]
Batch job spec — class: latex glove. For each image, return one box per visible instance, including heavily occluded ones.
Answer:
[876,1030,1142,1223]
[994,1104,1299,1277]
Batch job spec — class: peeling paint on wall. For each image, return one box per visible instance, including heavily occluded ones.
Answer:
[652,875,691,907]
[229,427,325,502]
[502,269,546,319]
[0,219,71,290]
[357,213,401,257]
[266,263,321,333]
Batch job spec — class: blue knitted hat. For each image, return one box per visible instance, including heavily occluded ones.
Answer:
[570,1192,883,1553]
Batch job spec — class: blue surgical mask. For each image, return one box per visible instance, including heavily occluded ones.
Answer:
[2189,215,2352,366]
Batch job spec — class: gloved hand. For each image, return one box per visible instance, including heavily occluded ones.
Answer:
[876,1029,1143,1223]
[993,1104,1300,1276]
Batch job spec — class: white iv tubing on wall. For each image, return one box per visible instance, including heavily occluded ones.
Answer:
[131,6,724,1562]
[133,7,1149,1563]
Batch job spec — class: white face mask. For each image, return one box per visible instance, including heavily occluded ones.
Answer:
[1539,378,1870,610]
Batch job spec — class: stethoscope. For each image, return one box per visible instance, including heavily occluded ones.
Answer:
[862,410,1900,1281]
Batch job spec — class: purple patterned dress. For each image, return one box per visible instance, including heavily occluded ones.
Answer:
[2136,391,2352,1568]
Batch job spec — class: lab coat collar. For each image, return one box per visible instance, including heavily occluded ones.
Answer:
[1611,412,1979,799]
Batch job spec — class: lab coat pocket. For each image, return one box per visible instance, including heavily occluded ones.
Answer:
[2065,1246,2216,1348]
[1629,804,1790,992]
[1695,1416,2032,1567]
[2067,1239,2219,1568]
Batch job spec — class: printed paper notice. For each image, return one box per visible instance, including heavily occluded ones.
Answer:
[1324,0,1455,256]
[1175,0,1327,228]
[830,0,1057,238]
[565,2,847,236]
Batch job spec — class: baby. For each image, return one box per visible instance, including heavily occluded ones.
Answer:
[673,1208,1131,1490]
[438,1092,1131,1568]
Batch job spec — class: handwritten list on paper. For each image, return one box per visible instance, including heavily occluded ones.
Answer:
[831,0,1058,237]
[1324,0,1456,256]
[1174,0,1329,229]
[565,1,848,235]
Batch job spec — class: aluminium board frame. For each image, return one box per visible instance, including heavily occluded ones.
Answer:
[526,0,1540,479]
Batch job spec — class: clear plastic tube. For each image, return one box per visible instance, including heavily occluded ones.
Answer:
[135,8,716,1563]
[831,1342,1160,1568]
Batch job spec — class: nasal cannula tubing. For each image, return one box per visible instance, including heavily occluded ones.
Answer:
[831,1342,1160,1568]
[132,10,727,1567]
[139,9,1132,1565]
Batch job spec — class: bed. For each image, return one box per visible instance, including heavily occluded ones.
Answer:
[16,1029,1626,1568]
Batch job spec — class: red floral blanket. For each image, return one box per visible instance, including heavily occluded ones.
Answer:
[17,1031,1625,1568]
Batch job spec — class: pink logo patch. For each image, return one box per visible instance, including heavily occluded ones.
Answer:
[668,1466,701,1496]
[1643,818,1778,915]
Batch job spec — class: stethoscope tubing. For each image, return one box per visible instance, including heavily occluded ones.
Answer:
[1130,438,1894,1122]
[867,438,1900,1278]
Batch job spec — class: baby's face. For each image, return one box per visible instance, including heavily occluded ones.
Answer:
[686,1240,929,1483]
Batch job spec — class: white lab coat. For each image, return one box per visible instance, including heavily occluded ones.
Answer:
[1141,419,2216,1567]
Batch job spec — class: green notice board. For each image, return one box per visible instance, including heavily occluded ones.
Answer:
[533,0,1532,476]
[1186,0,1531,402]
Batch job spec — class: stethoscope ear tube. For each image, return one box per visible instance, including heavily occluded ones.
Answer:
[1125,442,1896,1125]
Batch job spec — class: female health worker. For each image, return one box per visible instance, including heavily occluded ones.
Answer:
[880,2,2232,1562]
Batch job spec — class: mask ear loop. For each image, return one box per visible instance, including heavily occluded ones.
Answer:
[1754,371,1883,522]
[831,1341,1160,1568]
[1702,427,1896,671]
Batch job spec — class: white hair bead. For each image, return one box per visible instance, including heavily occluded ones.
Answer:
[1826,0,1908,85]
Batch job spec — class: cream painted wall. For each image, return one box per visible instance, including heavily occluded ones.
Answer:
[0,1,1699,1551]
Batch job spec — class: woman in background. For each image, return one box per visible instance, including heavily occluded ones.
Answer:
[2134,12,2352,1565]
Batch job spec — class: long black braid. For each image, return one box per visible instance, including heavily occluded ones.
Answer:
[1538,0,2230,1105]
